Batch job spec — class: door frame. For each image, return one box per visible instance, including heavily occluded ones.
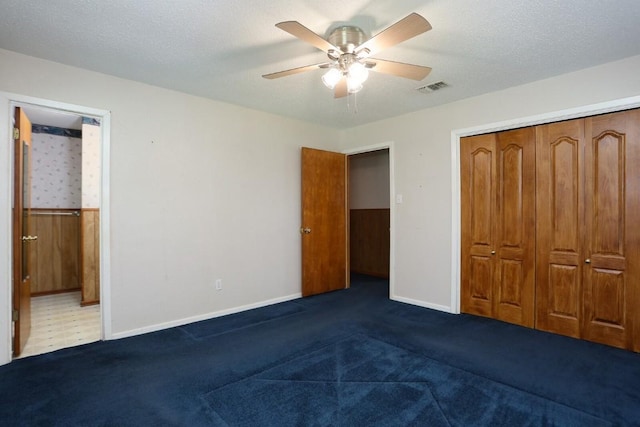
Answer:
[343,142,395,298]
[450,95,640,315]
[0,92,112,365]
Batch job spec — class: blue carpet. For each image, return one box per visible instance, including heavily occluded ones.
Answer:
[1,274,639,426]
[180,301,307,340]
[205,334,609,426]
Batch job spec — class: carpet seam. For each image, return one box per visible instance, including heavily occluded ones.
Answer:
[364,333,615,425]
[180,308,308,341]
[203,331,362,394]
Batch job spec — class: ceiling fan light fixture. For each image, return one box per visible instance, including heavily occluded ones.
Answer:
[348,62,369,83]
[322,68,343,89]
[345,61,368,94]
[346,76,363,94]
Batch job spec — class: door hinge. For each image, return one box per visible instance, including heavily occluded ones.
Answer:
[13,127,19,140]
[12,309,19,322]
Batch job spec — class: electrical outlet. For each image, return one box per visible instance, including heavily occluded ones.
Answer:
[215,279,222,291]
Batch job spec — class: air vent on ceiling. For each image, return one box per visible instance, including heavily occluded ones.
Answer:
[416,81,449,94]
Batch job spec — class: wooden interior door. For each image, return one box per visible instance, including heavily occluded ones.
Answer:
[493,128,536,327]
[301,147,347,297]
[460,133,497,317]
[13,107,34,357]
[582,109,640,350]
[536,118,585,338]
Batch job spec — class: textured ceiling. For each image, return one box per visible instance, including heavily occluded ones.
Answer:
[2,0,640,129]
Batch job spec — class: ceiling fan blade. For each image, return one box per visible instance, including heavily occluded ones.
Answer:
[334,78,348,98]
[357,13,432,57]
[262,62,331,79]
[276,21,340,53]
[368,58,432,81]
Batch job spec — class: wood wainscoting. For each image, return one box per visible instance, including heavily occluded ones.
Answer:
[350,209,390,278]
[80,209,100,306]
[29,209,81,295]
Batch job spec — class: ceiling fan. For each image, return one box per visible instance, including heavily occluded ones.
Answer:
[262,13,433,98]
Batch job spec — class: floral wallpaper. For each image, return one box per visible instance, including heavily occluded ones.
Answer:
[31,131,82,208]
[30,120,101,209]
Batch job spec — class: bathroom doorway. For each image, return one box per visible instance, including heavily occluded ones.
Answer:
[13,105,102,358]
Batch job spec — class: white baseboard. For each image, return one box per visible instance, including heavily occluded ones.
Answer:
[110,292,303,340]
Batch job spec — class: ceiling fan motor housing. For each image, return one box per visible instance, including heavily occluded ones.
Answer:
[328,25,368,54]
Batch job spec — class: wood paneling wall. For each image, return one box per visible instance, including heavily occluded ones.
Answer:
[350,209,390,278]
[80,209,100,306]
[29,209,80,295]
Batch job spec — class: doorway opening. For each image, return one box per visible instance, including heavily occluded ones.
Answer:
[299,144,393,298]
[346,145,393,296]
[16,106,100,358]
[5,96,111,361]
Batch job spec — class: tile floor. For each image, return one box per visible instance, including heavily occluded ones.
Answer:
[17,291,101,359]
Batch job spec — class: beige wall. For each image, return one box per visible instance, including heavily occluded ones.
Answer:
[349,150,390,209]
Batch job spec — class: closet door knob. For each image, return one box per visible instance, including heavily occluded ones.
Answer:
[585,259,591,264]
[491,250,496,255]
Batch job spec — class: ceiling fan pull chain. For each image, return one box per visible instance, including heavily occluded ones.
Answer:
[347,92,359,115]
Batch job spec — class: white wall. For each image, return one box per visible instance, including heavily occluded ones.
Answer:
[0,49,341,364]
[339,54,640,311]
[349,150,390,209]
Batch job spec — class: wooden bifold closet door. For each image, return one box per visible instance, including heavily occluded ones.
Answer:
[462,108,640,351]
[537,110,640,351]
[460,128,536,328]
[535,118,585,339]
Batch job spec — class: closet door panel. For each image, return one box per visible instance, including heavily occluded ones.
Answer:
[494,128,535,327]
[461,134,497,317]
[536,119,584,338]
[548,264,580,319]
[499,259,523,306]
[583,110,640,350]
[468,255,494,315]
[591,269,624,325]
